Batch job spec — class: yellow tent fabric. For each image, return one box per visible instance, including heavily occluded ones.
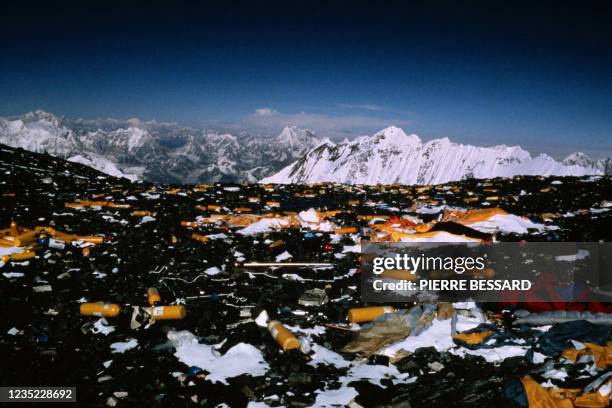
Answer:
[521,376,574,408]
[574,388,610,408]
[561,341,612,370]
[452,330,494,345]
[520,376,611,408]
[443,207,509,225]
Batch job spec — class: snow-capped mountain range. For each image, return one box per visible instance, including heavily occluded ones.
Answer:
[261,126,610,185]
[0,110,319,183]
[0,110,609,185]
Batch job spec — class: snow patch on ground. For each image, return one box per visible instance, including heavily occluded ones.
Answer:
[254,311,269,327]
[204,267,222,276]
[451,345,530,363]
[68,154,139,181]
[93,318,115,335]
[275,251,292,261]
[400,231,481,243]
[110,338,138,353]
[555,249,590,262]
[469,214,544,235]
[236,218,291,235]
[168,330,269,385]
[3,272,25,278]
[379,314,483,357]
[0,246,23,257]
[313,387,358,407]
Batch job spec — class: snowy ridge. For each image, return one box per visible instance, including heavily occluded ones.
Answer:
[563,152,611,174]
[261,126,604,185]
[0,110,320,183]
[1,111,608,185]
[67,154,140,181]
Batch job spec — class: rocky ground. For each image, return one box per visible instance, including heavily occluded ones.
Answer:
[0,144,610,407]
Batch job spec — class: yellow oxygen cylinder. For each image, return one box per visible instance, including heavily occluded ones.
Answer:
[347,306,395,323]
[147,305,186,320]
[13,231,37,246]
[191,233,208,243]
[334,227,358,234]
[1,250,36,263]
[78,236,104,245]
[268,240,284,248]
[80,303,121,317]
[147,287,161,305]
[65,202,85,209]
[106,202,131,209]
[233,207,252,213]
[53,231,77,242]
[267,320,300,351]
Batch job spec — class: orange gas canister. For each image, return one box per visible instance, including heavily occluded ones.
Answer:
[268,240,284,249]
[191,233,209,243]
[80,303,121,317]
[12,231,37,246]
[78,236,104,245]
[334,227,358,234]
[233,207,252,213]
[147,287,161,305]
[1,250,36,263]
[347,306,395,323]
[267,320,300,351]
[147,305,186,320]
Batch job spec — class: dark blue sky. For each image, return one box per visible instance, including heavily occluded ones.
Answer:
[1,1,611,157]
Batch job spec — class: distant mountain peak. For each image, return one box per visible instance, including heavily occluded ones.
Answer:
[374,126,421,146]
[276,126,316,148]
[563,151,591,162]
[278,125,314,137]
[561,151,609,173]
[21,109,61,124]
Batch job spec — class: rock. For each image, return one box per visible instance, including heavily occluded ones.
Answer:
[298,288,329,307]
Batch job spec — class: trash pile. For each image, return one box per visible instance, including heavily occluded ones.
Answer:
[1,144,611,407]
